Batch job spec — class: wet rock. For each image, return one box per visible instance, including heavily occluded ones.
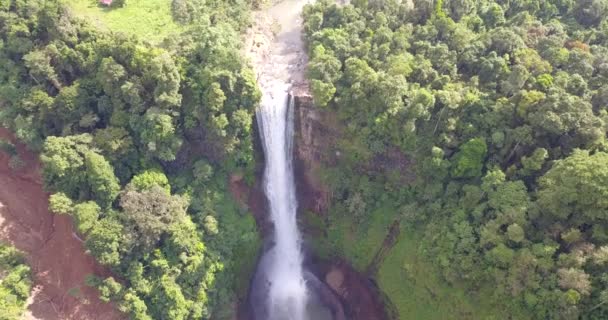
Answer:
[305,271,346,320]
[254,34,267,47]
[292,93,337,214]
[325,268,345,295]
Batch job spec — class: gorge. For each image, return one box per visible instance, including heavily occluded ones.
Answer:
[3,0,608,319]
[247,1,335,319]
[255,86,308,320]
[245,1,394,319]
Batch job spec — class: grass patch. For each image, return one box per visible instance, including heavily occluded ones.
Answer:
[377,228,528,320]
[310,202,399,271]
[62,0,183,43]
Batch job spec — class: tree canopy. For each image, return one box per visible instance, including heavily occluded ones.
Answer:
[303,0,608,318]
[1,0,260,319]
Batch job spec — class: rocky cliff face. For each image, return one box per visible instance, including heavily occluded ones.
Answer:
[292,91,337,215]
[291,92,391,320]
[228,91,331,234]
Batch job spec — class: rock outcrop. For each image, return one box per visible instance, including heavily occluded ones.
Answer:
[291,92,390,320]
[292,91,338,215]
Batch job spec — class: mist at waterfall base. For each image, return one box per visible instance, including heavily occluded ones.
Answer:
[252,83,334,320]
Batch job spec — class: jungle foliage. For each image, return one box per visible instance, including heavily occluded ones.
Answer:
[0,0,260,319]
[0,243,32,320]
[304,0,608,319]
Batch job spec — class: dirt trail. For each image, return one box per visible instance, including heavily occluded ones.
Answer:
[0,128,123,320]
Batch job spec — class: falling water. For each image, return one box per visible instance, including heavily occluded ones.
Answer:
[256,82,308,320]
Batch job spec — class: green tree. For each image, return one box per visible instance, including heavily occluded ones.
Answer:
[119,289,152,320]
[49,192,73,215]
[150,275,190,320]
[573,0,608,27]
[23,49,61,91]
[40,134,92,197]
[72,201,101,235]
[98,277,123,303]
[538,150,608,221]
[128,170,170,193]
[311,79,336,107]
[84,151,120,208]
[507,223,525,243]
[119,185,188,249]
[483,3,506,28]
[85,216,125,267]
[137,110,182,162]
[0,244,32,320]
[451,138,487,178]
[527,93,604,149]
[520,148,548,176]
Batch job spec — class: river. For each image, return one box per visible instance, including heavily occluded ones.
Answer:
[248,1,334,319]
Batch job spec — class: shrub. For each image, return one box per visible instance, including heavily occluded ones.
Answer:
[0,139,16,156]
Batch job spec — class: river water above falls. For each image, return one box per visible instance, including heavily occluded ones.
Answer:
[248,1,336,320]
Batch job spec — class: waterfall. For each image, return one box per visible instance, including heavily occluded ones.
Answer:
[256,82,308,320]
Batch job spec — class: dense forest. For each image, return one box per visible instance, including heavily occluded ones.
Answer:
[0,0,261,319]
[303,0,608,319]
[3,0,608,319]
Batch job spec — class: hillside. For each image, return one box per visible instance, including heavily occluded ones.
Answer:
[0,0,259,318]
[302,0,608,319]
[1,0,608,320]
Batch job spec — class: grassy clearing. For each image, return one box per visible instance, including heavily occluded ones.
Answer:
[62,0,183,43]
[377,228,527,320]
[307,204,528,319]
[313,202,399,271]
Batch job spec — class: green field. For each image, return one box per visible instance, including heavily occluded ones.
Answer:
[62,0,183,43]
[377,229,520,320]
[331,205,397,270]
[307,201,399,271]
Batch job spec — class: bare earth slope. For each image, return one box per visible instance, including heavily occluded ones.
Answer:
[0,128,123,320]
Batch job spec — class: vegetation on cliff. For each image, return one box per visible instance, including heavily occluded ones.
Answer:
[5,0,608,318]
[303,0,608,319]
[0,0,260,319]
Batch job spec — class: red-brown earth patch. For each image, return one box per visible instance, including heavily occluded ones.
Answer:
[0,128,123,320]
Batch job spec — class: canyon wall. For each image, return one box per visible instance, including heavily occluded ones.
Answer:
[291,91,390,320]
[292,91,337,215]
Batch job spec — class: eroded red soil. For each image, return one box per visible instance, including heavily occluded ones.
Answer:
[0,128,123,320]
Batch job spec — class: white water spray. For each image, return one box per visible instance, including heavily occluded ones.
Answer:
[257,82,308,320]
